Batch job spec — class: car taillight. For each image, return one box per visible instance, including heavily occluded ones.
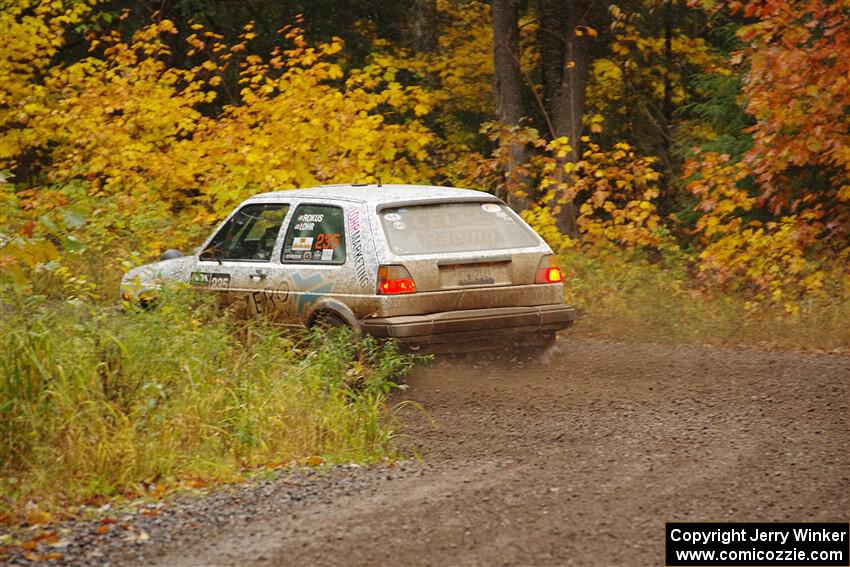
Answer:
[377,265,417,295]
[535,256,564,284]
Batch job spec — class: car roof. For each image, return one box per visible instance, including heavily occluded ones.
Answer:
[247,184,502,206]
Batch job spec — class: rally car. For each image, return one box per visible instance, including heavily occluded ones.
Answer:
[121,184,576,351]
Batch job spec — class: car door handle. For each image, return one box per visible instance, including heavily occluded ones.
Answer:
[250,271,267,281]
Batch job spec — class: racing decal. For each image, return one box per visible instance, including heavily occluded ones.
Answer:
[189,272,231,289]
[293,222,315,231]
[315,233,340,249]
[421,229,499,248]
[292,271,333,314]
[393,221,406,230]
[383,212,401,222]
[248,271,331,318]
[297,213,324,222]
[321,248,334,261]
[292,236,314,251]
[347,209,370,288]
[248,282,292,316]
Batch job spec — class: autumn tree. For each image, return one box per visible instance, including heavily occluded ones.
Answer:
[536,0,602,235]
[676,0,850,308]
[735,0,850,247]
[491,0,529,210]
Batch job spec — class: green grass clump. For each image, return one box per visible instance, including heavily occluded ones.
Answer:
[560,248,850,352]
[0,287,417,521]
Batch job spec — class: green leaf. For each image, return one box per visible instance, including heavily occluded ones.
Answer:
[62,209,87,229]
[62,235,85,252]
[38,215,59,233]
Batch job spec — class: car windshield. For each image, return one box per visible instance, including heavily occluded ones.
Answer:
[379,202,539,255]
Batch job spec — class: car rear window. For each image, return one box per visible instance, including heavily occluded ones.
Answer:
[379,202,539,255]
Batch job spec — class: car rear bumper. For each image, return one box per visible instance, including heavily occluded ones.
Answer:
[361,304,576,350]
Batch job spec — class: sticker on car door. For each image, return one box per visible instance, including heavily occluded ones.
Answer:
[190,272,231,289]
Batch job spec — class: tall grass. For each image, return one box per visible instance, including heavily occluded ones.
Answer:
[560,248,850,352]
[0,287,417,521]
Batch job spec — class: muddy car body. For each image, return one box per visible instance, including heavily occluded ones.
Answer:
[121,184,576,351]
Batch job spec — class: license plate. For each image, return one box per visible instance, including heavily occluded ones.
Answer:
[455,265,495,286]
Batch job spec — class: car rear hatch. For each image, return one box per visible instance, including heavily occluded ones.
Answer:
[372,200,559,315]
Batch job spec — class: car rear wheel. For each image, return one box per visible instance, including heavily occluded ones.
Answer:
[309,310,349,330]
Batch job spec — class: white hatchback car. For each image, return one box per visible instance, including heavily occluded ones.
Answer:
[121,184,575,351]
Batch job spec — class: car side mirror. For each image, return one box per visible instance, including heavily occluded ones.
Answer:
[160,249,184,261]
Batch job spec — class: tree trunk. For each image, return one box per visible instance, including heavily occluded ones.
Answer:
[660,0,674,200]
[537,0,567,134]
[492,0,529,211]
[554,2,592,236]
[537,0,594,237]
[412,0,438,53]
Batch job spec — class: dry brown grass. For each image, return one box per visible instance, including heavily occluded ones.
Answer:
[560,249,849,354]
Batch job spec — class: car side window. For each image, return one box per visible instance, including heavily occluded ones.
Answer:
[281,204,346,264]
[200,203,289,262]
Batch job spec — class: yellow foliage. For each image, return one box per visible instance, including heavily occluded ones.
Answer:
[568,141,673,250]
[585,22,731,134]
[430,0,495,117]
[521,204,574,251]
[0,0,96,153]
[684,151,833,311]
[452,125,672,253]
[2,4,844,318]
[1,18,439,285]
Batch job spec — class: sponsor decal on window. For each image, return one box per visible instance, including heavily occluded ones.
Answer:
[292,236,314,251]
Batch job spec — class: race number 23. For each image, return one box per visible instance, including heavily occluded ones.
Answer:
[315,233,340,250]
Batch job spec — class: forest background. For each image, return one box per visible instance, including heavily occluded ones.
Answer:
[0,0,848,525]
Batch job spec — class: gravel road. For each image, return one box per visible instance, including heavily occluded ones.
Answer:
[5,337,849,566]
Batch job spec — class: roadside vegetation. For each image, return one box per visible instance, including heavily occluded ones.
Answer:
[560,248,849,352]
[1,285,418,525]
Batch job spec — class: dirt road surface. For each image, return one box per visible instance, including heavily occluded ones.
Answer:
[8,337,843,566]
[136,337,848,567]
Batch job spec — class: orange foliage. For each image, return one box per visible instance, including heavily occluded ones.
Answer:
[452,124,671,252]
[684,151,840,311]
[672,0,850,309]
[735,0,850,228]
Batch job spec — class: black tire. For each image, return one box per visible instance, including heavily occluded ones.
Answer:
[310,310,349,330]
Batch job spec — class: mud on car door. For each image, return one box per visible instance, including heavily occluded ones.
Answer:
[192,202,290,315]
[265,202,352,325]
